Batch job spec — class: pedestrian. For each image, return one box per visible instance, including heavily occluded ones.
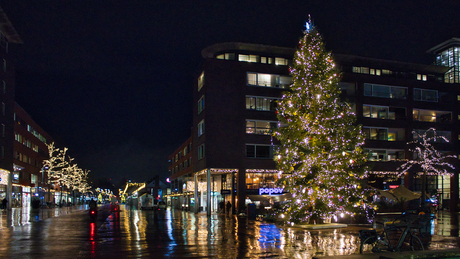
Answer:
[219,200,225,213]
[226,201,231,215]
[89,198,97,209]
[1,198,7,209]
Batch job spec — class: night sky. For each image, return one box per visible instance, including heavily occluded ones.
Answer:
[1,1,459,184]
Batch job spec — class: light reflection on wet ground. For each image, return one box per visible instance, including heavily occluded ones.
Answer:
[0,205,86,228]
[92,207,460,258]
[0,206,459,258]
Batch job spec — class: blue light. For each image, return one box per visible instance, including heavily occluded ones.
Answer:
[305,22,311,32]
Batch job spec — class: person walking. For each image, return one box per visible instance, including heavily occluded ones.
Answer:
[1,198,7,209]
[226,201,231,215]
[219,200,225,213]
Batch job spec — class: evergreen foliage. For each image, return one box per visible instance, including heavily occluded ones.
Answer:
[274,21,372,224]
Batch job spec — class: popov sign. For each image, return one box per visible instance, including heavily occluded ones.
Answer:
[259,187,284,195]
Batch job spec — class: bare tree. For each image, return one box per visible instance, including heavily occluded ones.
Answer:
[398,128,455,206]
[42,143,91,204]
[42,142,73,188]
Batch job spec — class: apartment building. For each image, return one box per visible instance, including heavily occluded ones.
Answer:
[0,6,22,209]
[13,103,53,207]
[171,39,460,214]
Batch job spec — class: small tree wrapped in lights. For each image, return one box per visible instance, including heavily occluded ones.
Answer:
[42,142,91,203]
[42,142,73,188]
[398,128,455,206]
[274,19,372,224]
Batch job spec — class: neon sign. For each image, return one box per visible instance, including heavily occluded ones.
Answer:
[259,188,284,195]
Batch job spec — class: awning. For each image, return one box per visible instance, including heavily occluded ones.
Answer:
[389,186,421,201]
[247,195,271,202]
[378,190,398,201]
[377,186,421,202]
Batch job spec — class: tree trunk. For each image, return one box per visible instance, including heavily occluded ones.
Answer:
[421,172,427,207]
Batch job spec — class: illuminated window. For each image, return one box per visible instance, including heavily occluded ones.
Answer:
[246,96,278,111]
[198,71,204,91]
[239,54,258,63]
[216,53,235,60]
[416,74,427,81]
[198,95,205,114]
[260,57,267,63]
[198,119,204,136]
[247,72,291,88]
[275,57,288,65]
[413,109,452,123]
[365,149,404,161]
[31,174,37,184]
[363,105,406,120]
[246,172,279,189]
[246,120,277,135]
[382,69,391,75]
[363,127,405,141]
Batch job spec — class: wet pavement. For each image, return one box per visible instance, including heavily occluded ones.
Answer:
[0,205,459,258]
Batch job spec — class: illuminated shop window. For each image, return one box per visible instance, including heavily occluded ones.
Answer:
[246,172,280,189]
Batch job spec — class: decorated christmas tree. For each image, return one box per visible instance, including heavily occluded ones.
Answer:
[274,20,372,224]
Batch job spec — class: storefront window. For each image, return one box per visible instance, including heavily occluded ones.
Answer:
[246,172,279,189]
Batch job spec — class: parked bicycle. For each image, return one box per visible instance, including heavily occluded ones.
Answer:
[359,213,429,254]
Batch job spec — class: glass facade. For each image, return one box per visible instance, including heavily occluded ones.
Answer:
[435,47,460,83]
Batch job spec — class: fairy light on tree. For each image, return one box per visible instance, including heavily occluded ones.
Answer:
[274,18,372,224]
[42,142,91,202]
[398,128,455,206]
[42,142,73,188]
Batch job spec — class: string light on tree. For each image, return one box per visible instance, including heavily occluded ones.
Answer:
[398,128,455,206]
[274,18,372,224]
